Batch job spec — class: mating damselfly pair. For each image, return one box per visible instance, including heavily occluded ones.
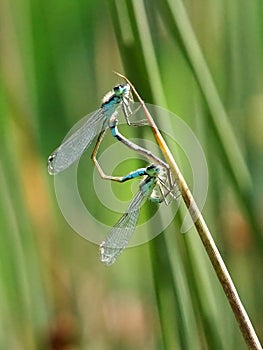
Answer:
[48,81,179,265]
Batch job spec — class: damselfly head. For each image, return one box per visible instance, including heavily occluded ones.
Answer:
[145,164,162,177]
[113,83,130,96]
[102,83,131,105]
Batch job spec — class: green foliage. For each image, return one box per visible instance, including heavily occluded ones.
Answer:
[0,0,263,348]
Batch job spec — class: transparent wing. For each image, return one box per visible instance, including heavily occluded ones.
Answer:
[48,108,105,174]
[99,189,146,266]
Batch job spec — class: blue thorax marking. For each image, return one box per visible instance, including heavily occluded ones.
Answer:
[102,95,122,109]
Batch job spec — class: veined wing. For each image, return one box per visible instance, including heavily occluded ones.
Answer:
[48,108,105,174]
[99,188,146,266]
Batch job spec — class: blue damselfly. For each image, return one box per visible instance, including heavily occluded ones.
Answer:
[48,84,133,174]
[99,164,179,266]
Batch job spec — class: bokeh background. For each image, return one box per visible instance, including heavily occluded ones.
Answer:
[1,0,263,349]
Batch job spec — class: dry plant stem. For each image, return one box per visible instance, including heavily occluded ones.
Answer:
[115,72,262,350]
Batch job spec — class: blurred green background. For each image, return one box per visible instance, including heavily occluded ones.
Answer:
[1,0,263,349]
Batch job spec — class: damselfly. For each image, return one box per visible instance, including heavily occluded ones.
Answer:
[48,84,133,174]
[99,164,179,266]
